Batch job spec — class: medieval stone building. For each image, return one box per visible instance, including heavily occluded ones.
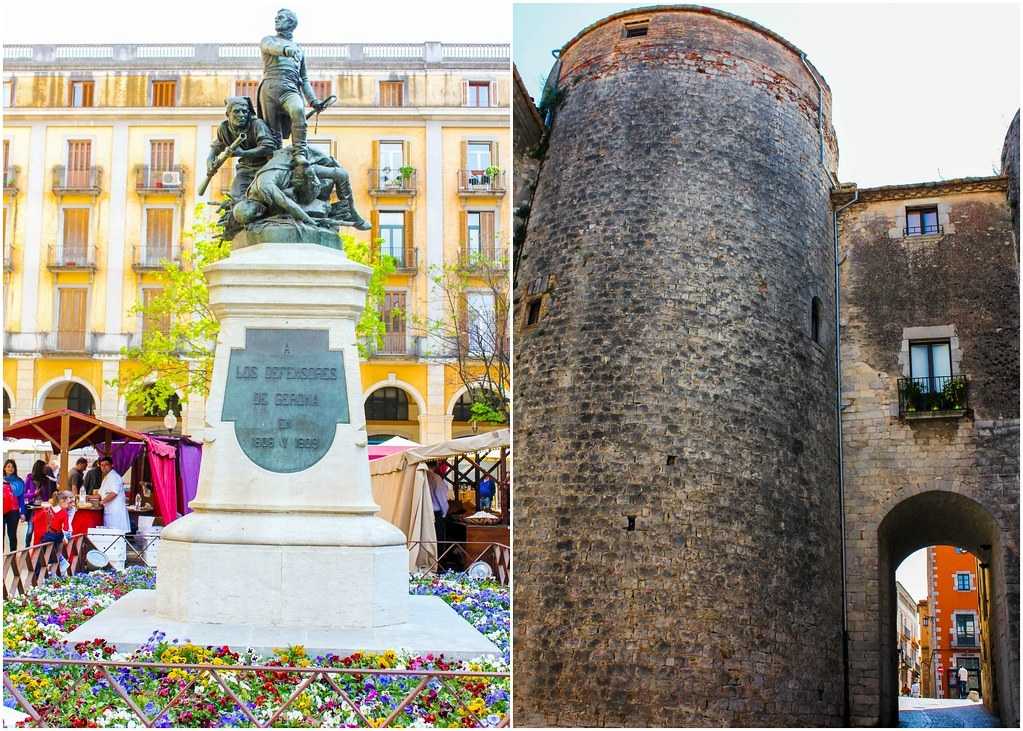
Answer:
[512,5,1019,727]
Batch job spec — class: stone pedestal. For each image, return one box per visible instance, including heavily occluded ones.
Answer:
[66,243,498,658]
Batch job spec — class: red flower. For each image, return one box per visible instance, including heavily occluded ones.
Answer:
[82,608,95,617]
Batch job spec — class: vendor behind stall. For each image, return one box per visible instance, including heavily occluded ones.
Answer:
[98,457,130,532]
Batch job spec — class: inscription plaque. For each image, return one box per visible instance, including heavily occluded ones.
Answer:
[222,329,349,473]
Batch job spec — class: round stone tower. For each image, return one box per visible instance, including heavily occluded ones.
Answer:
[513,6,845,726]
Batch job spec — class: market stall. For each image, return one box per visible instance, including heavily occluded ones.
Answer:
[3,410,196,540]
[369,429,509,573]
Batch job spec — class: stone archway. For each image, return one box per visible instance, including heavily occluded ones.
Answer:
[35,377,99,416]
[874,490,1017,727]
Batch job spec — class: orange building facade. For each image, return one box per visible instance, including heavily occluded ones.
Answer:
[926,545,982,698]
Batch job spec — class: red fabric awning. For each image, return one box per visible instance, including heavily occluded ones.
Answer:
[3,409,148,491]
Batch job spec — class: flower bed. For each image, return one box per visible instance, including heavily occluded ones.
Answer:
[3,567,509,727]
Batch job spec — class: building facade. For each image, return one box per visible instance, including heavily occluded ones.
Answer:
[895,581,920,694]
[512,5,1019,728]
[925,546,984,699]
[3,41,510,444]
[837,172,1019,725]
[917,598,932,697]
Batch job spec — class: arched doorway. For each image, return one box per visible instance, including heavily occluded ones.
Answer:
[364,386,420,443]
[40,381,96,415]
[877,491,1015,726]
[450,387,505,438]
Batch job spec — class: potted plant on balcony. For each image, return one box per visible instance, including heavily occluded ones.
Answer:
[485,165,501,182]
[941,377,966,411]
[903,380,922,413]
[399,165,415,187]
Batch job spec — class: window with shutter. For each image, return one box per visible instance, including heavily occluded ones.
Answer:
[61,208,89,262]
[145,208,174,265]
[379,81,403,107]
[66,140,91,188]
[150,140,175,171]
[57,288,87,351]
[467,81,491,107]
[234,80,258,104]
[365,387,409,421]
[151,80,177,107]
[69,80,95,107]
[311,80,332,100]
[381,291,407,353]
[480,211,496,258]
[378,211,405,266]
[141,287,170,338]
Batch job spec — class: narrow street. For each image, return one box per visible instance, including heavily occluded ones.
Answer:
[898,698,1000,727]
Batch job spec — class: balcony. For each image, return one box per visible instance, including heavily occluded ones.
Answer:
[52,165,103,195]
[42,330,94,354]
[3,166,19,195]
[460,243,506,271]
[369,168,417,197]
[898,375,968,419]
[380,248,418,274]
[47,245,97,271]
[457,169,506,196]
[136,165,186,195]
[132,244,181,271]
[952,634,978,648]
[366,334,423,359]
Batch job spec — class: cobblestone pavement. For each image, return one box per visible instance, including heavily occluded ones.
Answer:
[899,698,1000,727]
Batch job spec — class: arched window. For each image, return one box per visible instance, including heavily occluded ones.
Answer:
[452,389,503,422]
[365,387,409,422]
[67,383,95,415]
[811,296,822,344]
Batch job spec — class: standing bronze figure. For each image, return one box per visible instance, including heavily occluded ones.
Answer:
[257,8,324,153]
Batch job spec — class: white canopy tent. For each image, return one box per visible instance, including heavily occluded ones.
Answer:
[370,429,509,571]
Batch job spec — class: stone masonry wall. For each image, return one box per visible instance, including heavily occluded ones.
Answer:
[513,8,845,726]
[839,187,1020,726]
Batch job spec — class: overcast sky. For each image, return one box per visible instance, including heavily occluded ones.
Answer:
[515,1,1020,187]
[3,0,512,45]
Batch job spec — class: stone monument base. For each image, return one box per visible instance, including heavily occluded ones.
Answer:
[64,590,500,660]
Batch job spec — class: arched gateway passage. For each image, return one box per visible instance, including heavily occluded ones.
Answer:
[876,491,1017,727]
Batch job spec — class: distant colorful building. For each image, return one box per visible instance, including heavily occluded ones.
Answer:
[896,581,920,694]
[926,545,982,698]
[917,598,932,697]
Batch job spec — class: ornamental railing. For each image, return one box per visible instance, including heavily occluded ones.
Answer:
[368,169,417,195]
[457,170,507,195]
[46,244,97,270]
[136,165,186,194]
[2,657,509,728]
[4,165,21,194]
[133,244,182,270]
[904,223,944,236]
[2,532,89,599]
[897,374,968,418]
[52,165,103,194]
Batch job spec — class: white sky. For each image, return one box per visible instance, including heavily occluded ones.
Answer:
[2,0,512,44]
[514,1,1020,187]
[896,547,926,604]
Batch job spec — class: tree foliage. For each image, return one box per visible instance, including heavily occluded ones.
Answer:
[422,250,510,424]
[111,206,394,417]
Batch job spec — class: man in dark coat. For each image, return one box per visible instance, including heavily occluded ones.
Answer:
[208,96,278,200]
[257,8,324,153]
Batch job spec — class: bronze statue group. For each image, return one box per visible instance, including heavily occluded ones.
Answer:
[206,9,371,239]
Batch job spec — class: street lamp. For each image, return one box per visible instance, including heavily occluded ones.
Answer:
[163,409,177,433]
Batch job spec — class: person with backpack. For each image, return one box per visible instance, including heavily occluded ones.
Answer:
[478,474,496,512]
[3,459,24,552]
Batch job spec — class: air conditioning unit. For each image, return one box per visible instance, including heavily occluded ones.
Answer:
[161,170,182,187]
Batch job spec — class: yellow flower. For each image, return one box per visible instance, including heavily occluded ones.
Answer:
[467,698,486,715]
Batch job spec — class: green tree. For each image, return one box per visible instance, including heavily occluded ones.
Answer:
[422,248,510,424]
[112,205,394,416]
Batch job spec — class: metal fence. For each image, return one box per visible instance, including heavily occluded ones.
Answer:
[897,374,968,417]
[3,657,509,728]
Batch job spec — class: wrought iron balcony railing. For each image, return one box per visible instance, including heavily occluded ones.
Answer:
[52,165,103,194]
[47,245,97,270]
[135,165,186,194]
[369,168,417,195]
[380,248,418,272]
[457,169,506,195]
[365,334,424,358]
[898,374,968,418]
[3,166,19,194]
[132,244,181,270]
[461,242,505,270]
[905,223,944,236]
